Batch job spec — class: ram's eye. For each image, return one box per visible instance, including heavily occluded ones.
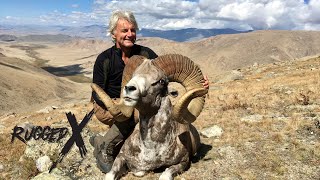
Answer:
[151,79,166,86]
[159,79,165,85]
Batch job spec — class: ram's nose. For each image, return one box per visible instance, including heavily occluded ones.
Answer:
[124,85,137,93]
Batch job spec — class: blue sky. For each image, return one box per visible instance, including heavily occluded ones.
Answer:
[1,0,320,31]
[0,0,92,16]
[0,0,94,24]
[0,0,93,24]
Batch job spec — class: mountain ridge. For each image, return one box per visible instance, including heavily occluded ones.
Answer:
[0,24,250,42]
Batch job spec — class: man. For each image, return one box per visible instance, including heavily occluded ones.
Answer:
[90,10,158,173]
[90,10,209,173]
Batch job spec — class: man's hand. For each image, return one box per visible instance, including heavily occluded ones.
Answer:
[203,75,209,89]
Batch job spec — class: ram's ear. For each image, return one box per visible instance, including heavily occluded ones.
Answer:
[168,87,179,98]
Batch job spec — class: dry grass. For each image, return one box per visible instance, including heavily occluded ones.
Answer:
[0,102,103,178]
[1,56,320,179]
[192,56,320,179]
[0,134,39,179]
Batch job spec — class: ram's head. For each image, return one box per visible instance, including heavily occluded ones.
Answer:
[91,54,208,124]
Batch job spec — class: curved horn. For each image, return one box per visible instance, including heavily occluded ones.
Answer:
[91,83,133,122]
[90,55,146,123]
[121,55,146,90]
[152,54,208,124]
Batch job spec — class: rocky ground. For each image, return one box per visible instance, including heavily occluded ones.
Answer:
[1,56,319,179]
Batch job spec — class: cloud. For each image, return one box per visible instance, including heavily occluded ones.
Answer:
[71,4,79,8]
[2,0,320,31]
[217,1,295,29]
[33,9,104,26]
[91,0,199,29]
[1,16,22,25]
[88,0,320,30]
[306,0,320,23]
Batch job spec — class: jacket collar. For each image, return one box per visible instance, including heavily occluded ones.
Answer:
[113,44,138,57]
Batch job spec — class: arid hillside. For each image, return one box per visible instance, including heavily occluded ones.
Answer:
[138,30,320,75]
[20,30,320,79]
[0,53,90,115]
[2,30,320,80]
[0,55,319,179]
[0,30,319,179]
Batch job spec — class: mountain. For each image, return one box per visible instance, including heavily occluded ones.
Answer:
[134,30,320,76]
[2,30,320,80]
[139,28,252,42]
[0,34,75,43]
[52,25,108,39]
[0,34,17,42]
[0,24,107,40]
[1,36,320,180]
[0,53,90,115]
[0,24,249,42]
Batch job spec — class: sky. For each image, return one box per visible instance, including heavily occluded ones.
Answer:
[1,0,320,31]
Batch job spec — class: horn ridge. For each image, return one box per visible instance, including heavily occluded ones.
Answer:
[121,55,146,91]
[152,54,207,123]
[91,83,133,122]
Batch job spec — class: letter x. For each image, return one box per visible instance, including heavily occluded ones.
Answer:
[49,109,94,173]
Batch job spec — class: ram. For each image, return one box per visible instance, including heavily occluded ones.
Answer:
[91,54,208,180]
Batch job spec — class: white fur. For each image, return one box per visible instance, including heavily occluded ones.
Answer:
[133,171,146,177]
[159,169,173,180]
[123,76,146,107]
[136,110,174,166]
[104,59,200,179]
[105,171,115,180]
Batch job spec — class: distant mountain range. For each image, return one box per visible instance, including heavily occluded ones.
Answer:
[0,24,251,42]
[139,28,251,42]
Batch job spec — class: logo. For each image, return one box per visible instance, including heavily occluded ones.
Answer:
[11,109,94,173]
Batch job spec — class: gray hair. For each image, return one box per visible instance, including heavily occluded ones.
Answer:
[108,10,139,39]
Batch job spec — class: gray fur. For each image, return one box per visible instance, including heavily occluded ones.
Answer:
[105,60,201,180]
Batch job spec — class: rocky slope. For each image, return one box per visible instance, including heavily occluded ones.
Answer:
[0,56,319,179]
[3,30,320,80]
[0,53,90,115]
[0,30,319,179]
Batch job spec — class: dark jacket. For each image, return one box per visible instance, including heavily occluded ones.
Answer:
[92,44,158,108]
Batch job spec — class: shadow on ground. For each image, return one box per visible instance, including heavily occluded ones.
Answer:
[151,143,212,174]
[192,143,213,163]
[42,64,92,83]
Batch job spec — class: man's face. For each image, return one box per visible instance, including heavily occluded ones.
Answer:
[113,18,136,49]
